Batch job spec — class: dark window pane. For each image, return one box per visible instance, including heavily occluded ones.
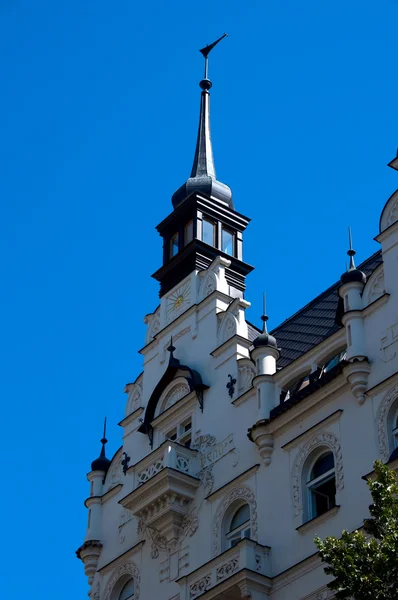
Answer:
[202,219,215,246]
[222,228,234,255]
[230,504,250,531]
[311,452,335,481]
[184,220,193,245]
[170,233,179,257]
[311,476,336,517]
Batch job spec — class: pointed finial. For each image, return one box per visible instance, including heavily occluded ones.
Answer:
[261,292,269,333]
[167,336,176,361]
[347,227,356,270]
[101,417,107,447]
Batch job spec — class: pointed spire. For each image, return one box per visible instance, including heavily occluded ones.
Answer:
[347,227,356,270]
[167,336,179,365]
[340,227,366,285]
[261,292,269,334]
[171,35,234,210]
[253,292,277,349]
[91,417,111,473]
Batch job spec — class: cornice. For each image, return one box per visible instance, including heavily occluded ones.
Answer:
[363,292,390,317]
[365,370,398,398]
[264,373,348,438]
[210,334,252,358]
[205,464,260,501]
[281,410,343,451]
[97,541,145,573]
[118,407,144,429]
[150,389,197,430]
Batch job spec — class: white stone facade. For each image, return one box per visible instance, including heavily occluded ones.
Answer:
[77,170,398,599]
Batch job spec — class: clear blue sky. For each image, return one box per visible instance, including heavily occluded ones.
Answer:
[1,1,397,597]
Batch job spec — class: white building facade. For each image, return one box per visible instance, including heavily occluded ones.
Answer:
[77,41,398,600]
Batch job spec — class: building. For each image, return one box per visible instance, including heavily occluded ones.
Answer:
[76,37,398,600]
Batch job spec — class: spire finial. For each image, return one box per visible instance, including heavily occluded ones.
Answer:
[167,336,176,361]
[100,417,108,456]
[171,34,233,209]
[261,292,269,333]
[347,227,356,270]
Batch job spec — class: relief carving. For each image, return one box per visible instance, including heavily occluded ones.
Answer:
[103,561,140,600]
[376,383,398,461]
[238,364,256,395]
[190,574,212,599]
[380,321,398,363]
[217,313,237,346]
[104,450,123,492]
[212,487,258,557]
[368,270,385,304]
[216,555,240,581]
[387,195,398,227]
[292,432,344,518]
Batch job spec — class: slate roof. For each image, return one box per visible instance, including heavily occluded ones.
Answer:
[247,250,383,370]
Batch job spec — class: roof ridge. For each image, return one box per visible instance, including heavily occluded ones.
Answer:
[270,249,382,335]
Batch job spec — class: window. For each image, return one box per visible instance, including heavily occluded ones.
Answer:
[119,579,134,600]
[170,232,179,257]
[184,220,194,245]
[202,218,215,246]
[393,412,398,449]
[320,350,347,376]
[307,452,336,519]
[226,504,251,548]
[221,227,234,256]
[281,375,310,403]
[166,418,192,448]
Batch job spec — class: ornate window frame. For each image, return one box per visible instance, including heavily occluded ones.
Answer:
[292,432,344,522]
[104,561,140,600]
[212,486,258,557]
[376,383,398,461]
[156,377,191,417]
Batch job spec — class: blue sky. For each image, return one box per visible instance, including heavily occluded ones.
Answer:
[1,1,397,597]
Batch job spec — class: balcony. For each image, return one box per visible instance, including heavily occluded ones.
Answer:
[119,441,200,541]
[177,539,272,600]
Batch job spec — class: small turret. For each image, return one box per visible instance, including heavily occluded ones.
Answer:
[251,294,279,376]
[76,419,110,594]
[339,230,370,404]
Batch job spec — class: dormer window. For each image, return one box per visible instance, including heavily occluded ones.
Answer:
[202,218,216,246]
[170,232,179,257]
[221,226,234,256]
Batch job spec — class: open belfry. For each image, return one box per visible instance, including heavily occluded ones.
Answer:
[76,37,398,600]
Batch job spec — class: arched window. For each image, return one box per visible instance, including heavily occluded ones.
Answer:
[119,578,134,600]
[226,504,251,548]
[306,451,336,519]
[393,412,398,450]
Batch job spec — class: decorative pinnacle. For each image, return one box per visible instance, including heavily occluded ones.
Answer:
[261,292,269,333]
[167,336,176,360]
[100,417,108,455]
[347,227,356,270]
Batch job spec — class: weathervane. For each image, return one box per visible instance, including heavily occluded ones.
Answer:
[199,33,228,82]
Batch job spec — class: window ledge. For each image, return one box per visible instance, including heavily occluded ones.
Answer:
[296,505,340,534]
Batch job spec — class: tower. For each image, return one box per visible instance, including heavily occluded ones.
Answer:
[76,38,398,600]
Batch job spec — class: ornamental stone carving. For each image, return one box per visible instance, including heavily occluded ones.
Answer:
[368,270,385,304]
[387,195,398,227]
[104,450,123,492]
[146,316,160,344]
[91,581,100,600]
[212,487,258,557]
[200,271,217,301]
[104,561,140,600]
[292,432,344,518]
[376,383,398,461]
[125,382,142,416]
[190,574,212,599]
[238,364,256,395]
[216,555,240,581]
[160,382,190,413]
[218,313,238,347]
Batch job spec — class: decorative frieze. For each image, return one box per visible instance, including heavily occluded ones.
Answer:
[216,555,240,581]
[189,574,212,598]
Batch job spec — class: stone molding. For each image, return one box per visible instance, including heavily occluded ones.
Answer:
[292,432,344,518]
[103,561,140,600]
[363,265,385,307]
[376,383,398,461]
[212,486,258,557]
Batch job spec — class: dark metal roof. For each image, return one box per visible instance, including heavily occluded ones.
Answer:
[269,250,382,369]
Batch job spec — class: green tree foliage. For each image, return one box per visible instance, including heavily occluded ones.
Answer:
[314,460,398,600]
